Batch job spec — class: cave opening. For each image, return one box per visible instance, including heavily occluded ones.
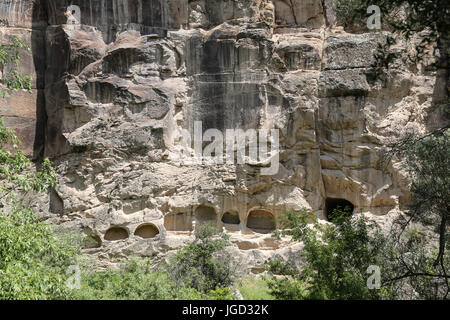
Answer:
[246,209,276,233]
[134,223,160,239]
[325,198,354,222]
[104,227,129,241]
[194,205,217,226]
[221,211,240,225]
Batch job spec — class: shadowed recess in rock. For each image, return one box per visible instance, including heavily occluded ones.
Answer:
[247,209,276,233]
[134,223,160,239]
[325,198,354,222]
[194,205,217,226]
[221,211,240,225]
[49,188,64,214]
[104,227,129,241]
[164,212,193,232]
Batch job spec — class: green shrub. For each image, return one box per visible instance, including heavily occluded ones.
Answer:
[327,205,353,224]
[0,202,80,300]
[72,256,233,300]
[265,208,396,300]
[0,37,32,98]
[0,94,77,299]
[165,223,236,294]
[73,257,181,300]
[192,287,234,300]
[264,276,308,300]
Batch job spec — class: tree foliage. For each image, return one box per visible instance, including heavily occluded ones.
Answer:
[0,37,78,300]
[72,224,236,300]
[335,0,450,80]
[165,223,236,294]
[267,200,449,300]
[332,1,449,299]
[382,128,450,299]
[0,37,32,98]
[72,256,230,300]
[266,208,396,300]
[0,113,76,300]
[335,0,449,37]
[0,203,80,299]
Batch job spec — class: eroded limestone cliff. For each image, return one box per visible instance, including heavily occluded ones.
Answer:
[0,0,448,272]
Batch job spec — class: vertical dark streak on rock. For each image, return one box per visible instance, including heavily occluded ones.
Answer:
[32,0,48,161]
[288,0,298,26]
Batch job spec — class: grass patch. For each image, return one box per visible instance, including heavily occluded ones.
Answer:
[237,277,274,300]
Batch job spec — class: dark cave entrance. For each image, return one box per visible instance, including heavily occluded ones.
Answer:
[325,198,355,222]
[194,205,217,227]
[104,227,129,241]
[134,223,160,239]
[221,211,240,225]
[247,209,276,233]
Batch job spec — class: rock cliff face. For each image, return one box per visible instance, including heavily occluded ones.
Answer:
[0,0,448,271]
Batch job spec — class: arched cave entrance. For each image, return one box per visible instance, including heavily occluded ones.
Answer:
[325,198,355,222]
[221,211,240,225]
[134,223,160,239]
[246,209,276,233]
[194,205,217,226]
[164,212,192,232]
[104,227,129,241]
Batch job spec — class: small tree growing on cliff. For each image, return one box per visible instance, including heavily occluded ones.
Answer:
[0,37,55,212]
[165,223,235,295]
[335,0,450,82]
[380,128,450,299]
[0,37,32,98]
[265,208,396,300]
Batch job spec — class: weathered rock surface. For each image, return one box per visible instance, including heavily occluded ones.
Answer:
[0,0,448,273]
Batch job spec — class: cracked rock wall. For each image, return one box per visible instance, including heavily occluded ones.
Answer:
[0,0,448,272]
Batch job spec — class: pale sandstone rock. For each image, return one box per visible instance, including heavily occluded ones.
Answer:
[0,0,448,274]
